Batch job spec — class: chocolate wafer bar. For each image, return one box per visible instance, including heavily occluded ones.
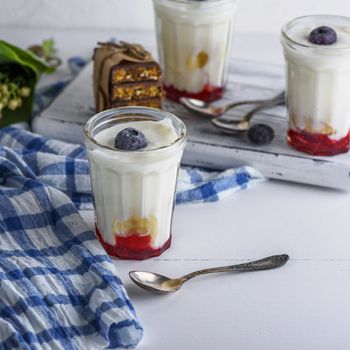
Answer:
[111,81,162,102]
[93,41,164,112]
[111,62,161,84]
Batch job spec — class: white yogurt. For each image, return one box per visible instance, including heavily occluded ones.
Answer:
[281,15,350,140]
[94,119,178,150]
[86,116,186,253]
[153,0,238,94]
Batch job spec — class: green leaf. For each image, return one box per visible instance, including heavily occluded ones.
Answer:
[0,40,54,80]
[42,38,56,58]
[0,40,55,126]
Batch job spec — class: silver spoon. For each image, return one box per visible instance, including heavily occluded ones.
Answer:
[211,91,286,133]
[180,91,285,118]
[180,96,268,118]
[129,254,289,294]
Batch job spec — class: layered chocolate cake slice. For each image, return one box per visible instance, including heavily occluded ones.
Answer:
[93,41,163,112]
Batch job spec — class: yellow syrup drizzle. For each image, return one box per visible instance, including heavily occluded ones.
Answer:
[113,214,159,242]
[186,51,209,70]
[290,114,337,135]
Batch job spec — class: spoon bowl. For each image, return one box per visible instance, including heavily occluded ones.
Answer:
[212,118,250,133]
[129,271,185,293]
[129,254,289,294]
[180,97,226,118]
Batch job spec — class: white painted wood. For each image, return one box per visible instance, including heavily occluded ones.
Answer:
[33,59,350,189]
[4,26,350,350]
[80,179,350,350]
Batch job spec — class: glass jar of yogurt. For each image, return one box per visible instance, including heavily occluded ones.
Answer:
[84,107,187,260]
[281,15,350,156]
[153,0,238,102]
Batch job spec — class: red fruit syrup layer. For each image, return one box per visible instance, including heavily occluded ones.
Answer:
[164,83,224,103]
[288,129,350,156]
[95,225,171,260]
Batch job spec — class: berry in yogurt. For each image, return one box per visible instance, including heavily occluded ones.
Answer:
[308,26,337,45]
[114,127,147,150]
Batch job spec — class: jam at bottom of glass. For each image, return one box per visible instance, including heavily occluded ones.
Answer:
[95,225,171,260]
[164,84,224,103]
[287,129,350,156]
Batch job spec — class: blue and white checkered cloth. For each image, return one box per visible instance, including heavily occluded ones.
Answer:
[0,126,264,209]
[0,56,264,350]
[0,126,143,349]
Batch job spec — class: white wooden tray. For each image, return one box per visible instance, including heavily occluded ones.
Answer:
[33,60,350,189]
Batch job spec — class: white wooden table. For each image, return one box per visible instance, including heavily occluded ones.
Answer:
[3,28,350,350]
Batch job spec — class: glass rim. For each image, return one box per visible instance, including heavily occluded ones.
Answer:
[152,0,237,11]
[153,0,235,5]
[281,14,350,51]
[84,106,187,154]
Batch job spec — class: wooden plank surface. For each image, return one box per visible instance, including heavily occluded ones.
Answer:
[33,60,350,189]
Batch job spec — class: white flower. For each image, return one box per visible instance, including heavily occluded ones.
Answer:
[19,86,31,97]
[0,84,8,94]
[8,99,19,111]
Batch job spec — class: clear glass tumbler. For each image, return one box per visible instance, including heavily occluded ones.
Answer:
[84,107,187,260]
[281,15,350,156]
[153,0,238,102]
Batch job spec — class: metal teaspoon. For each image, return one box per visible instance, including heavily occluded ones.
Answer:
[211,91,286,133]
[129,254,289,294]
[180,91,285,118]
[180,96,269,118]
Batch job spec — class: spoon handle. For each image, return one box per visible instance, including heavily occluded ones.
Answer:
[222,98,268,112]
[224,91,285,114]
[242,93,286,122]
[182,254,289,281]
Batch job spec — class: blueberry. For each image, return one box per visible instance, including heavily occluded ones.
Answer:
[114,127,147,150]
[308,26,337,45]
[247,124,274,146]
